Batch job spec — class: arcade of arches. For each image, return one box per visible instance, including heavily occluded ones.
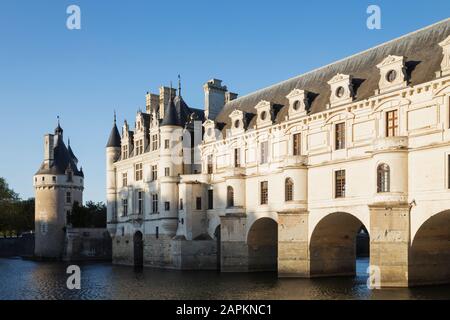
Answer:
[219,206,450,287]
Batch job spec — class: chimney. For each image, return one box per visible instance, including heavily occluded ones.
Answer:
[146,92,160,114]
[44,134,54,166]
[203,79,228,120]
[159,86,177,120]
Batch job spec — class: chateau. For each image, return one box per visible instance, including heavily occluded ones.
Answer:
[106,18,450,287]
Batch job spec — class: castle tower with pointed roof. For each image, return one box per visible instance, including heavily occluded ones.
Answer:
[34,121,84,259]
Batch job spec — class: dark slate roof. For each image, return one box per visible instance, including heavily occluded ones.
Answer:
[215,18,450,133]
[106,123,121,148]
[68,144,78,163]
[161,94,205,127]
[36,137,84,177]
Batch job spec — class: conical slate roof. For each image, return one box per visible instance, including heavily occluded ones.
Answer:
[106,123,121,148]
[161,93,205,127]
[161,95,181,126]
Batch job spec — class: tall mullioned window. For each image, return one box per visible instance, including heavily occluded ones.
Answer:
[208,189,213,210]
[66,192,72,204]
[377,164,390,193]
[234,148,241,168]
[293,133,301,156]
[136,139,144,155]
[164,167,170,177]
[335,170,346,198]
[151,134,158,151]
[196,197,202,210]
[122,173,127,187]
[207,154,213,174]
[260,181,268,205]
[137,191,143,215]
[386,110,399,137]
[135,163,143,181]
[260,141,268,164]
[152,194,158,213]
[285,178,294,202]
[122,145,128,160]
[335,123,346,150]
[151,165,158,181]
[122,199,128,216]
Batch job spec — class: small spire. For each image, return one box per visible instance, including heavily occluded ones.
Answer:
[57,115,60,126]
[114,110,117,125]
[68,137,70,146]
[178,74,181,97]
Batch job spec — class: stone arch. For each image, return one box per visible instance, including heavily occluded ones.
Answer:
[246,217,278,272]
[133,231,144,268]
[309,212,369,277]
[409,210,450,286]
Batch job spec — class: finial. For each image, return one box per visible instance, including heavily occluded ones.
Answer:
[178,74,181,97]
[68,137,70,146]
[114,110,117,124]
[57,115,60,126]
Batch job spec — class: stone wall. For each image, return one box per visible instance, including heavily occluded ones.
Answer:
[63,228,111,262]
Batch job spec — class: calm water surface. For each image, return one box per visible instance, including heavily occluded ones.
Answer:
[0,257,449,300]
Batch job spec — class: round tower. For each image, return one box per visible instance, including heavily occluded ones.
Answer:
[34,123,84,259]
[106,113,121,237]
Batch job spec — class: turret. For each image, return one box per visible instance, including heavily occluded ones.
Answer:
[34,120,84,259]
[106,113,121,237]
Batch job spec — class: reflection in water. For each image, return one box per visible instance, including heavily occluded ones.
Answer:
[0,257,449,300]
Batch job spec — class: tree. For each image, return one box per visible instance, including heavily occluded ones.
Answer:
[0,177,18,202]
[69,201,106,228]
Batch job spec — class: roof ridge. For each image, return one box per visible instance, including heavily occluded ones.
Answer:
[228,17,450,103]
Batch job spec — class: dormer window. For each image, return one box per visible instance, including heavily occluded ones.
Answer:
[376,55,407,94]
[234,120,240,128]
[203,119,217,142]
[229,109,245,136]
[438,35,450,77]
[327,74,354,108]
[286,89,310,119]
[260,111,267,121]
[254,100,273,128]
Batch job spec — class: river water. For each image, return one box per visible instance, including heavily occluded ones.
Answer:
[0,257,449,300]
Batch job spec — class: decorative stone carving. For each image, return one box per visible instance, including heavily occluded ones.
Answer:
[229,109,245,135]
[254,100,273,128]
[376,55,407,94]
[327,73,354,107]
[438,35,450,77]
[203,119,217,142]
[286,89,309,119]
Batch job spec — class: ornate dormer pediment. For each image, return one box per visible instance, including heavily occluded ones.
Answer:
[327,73,354,107]
[286,89,309,119]
[376,55,407,94]
[229,109,245,135]
[203,119,217,141]
[254,100,274,128]
[438,35,450,77]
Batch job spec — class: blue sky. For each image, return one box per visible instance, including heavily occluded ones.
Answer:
[0,0,449,202]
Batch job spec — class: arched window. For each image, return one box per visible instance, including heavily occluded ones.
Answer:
[227,186,234,208]
[285,178,294,202]
[377,164,390,193]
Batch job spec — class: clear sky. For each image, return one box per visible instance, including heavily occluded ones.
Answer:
[0,0,449,203]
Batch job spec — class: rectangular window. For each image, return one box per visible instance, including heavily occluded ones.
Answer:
[293,133,301,156]
[151,134,159,151]
[136,139,144,155]
[122,173,127,187]
[165,201,170,211]
[234,148,241,168]
[156,227,159,239]
[260,141,268,164]
[122,145,128,160]
[335,122,346,150]
[122,199,128,216]
[66,192,72,204]
[207,154,213,174]
[164,139,170,149]
[335,170,346,198]
[179,198,184,210]
[137,191,143,215]
[165,167,170,177]
[152,194,158,213]
[260,181,268,205]
[135,163,143,181]
[208,189,213,210]
[386,110,399,137]
[151,165,158,181]
[196,197,202,210]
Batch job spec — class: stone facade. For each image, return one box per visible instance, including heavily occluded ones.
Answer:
[107,19,450,287]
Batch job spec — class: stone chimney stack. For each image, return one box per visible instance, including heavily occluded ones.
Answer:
[159,86,177,120]
[44,134,54,166]
[204,79,234,120]
[146,92,160,115]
